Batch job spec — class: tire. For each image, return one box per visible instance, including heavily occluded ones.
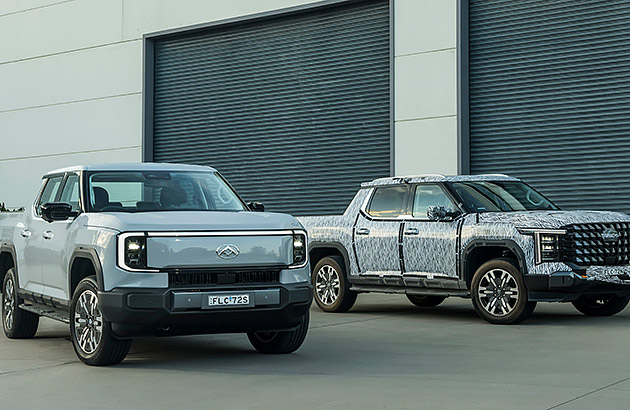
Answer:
[471,258,536,325]
[571,294,630,316]
[70,276,131,366]
[311,256,357,313]
[248,311,309,354]
[407,294,446,308]
[2,268,39,339]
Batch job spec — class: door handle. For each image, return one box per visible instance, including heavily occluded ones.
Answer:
[404,228,419,235]
[356,227,370,235]
[43,231,54,240]
[21,229,31,238]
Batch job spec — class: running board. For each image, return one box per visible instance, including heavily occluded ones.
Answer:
[19,304,70,324]
[349,285,469,298]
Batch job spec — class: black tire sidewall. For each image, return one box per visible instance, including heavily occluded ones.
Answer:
[248,310,309,354]
[407,295,446,308]
[471,258,532,325]
[572,295,630,316]
[311,256,353,312]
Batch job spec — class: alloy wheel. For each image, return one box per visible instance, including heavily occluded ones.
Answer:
[73,290,103,355]
[3,277,14,330]
[315,264,341,305]
[477,268,519,317]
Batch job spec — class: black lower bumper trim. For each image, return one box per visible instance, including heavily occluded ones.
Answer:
[98,283,312,338]
[525,272,630,301]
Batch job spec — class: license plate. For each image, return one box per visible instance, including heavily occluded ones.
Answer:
[207,294,250,307]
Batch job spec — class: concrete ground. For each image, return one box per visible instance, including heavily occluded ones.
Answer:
[1,294,630,410]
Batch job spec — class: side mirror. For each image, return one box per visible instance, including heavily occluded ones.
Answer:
[247,201,265,212]
[427,205,459,221]
[41,202,78,223]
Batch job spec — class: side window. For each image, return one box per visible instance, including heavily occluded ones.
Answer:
[59,174,80,212]
[412,184,455,219]
[366,186,409,218]
[36,176,64,216]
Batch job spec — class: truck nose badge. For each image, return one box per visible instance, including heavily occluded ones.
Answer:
[601,228,620,242]
[216,244,240,259]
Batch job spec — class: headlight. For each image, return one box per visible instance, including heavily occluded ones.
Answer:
[117,232,158,272]
[290,231,307,268]
[518,228,566,264]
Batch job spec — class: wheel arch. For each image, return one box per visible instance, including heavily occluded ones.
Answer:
[308,242,351,275]
[0,244,18,291]
[68,248,104,296]
[461,240,528,288]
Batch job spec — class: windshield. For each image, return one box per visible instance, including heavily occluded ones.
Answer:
[87,171,246,212]
[449,181,558,212]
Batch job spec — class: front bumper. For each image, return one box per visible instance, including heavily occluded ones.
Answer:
[525,272,630,302]
[98,283,312,338]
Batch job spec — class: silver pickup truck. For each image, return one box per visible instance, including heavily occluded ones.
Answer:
[299,174,630,324]
[0,163,311,365]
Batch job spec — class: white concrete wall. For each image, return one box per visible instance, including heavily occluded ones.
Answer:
[393,0,458,177]
[0,0,460,207]
[0,0,318,207]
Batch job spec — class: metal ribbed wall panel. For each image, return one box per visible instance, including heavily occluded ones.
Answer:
[469,0,630,212]
[151,1,390,215]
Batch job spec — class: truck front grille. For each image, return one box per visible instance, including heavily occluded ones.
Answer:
[168,270,280,288]
[562,223,630,266]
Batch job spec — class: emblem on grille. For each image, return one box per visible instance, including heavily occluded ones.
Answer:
[216,244,240,259]
[601,228,620,242]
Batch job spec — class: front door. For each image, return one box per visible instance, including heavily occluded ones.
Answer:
[402,184,460,278]
[353,185,409,277]
[41,173,81,300]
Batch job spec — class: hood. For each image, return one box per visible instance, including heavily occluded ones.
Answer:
[477,210,630,229]
[84,211,303,232]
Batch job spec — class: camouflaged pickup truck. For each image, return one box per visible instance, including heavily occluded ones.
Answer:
[299,174,630,324]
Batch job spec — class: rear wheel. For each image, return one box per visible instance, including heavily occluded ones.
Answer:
[572,294,630,316]
[312,256,357,313]
[471,258,536,324]
[406,295,446,308]
[2,268,39,339]
[70,276,131,366]
[248,311,309,354]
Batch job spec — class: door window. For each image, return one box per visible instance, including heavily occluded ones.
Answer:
[59,174,81,212]
[36,176,64,216]
[366,186,409,218]
[412,184,455,219]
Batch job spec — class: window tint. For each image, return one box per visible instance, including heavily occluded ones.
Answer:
[367,186,408,218]
[37,176,64,215]
[450,181,557,212]
[412,184,454,218]
[59,174,80,212]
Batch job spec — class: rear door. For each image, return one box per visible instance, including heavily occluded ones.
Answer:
[353,185,409,277]
[402,183,460,279]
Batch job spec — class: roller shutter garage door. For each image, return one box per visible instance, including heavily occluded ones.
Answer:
[150,0,390,216]
[469,0,630,213]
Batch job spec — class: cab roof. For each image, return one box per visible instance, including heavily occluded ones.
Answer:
[360,174,521,187]
[45,163,216,176]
